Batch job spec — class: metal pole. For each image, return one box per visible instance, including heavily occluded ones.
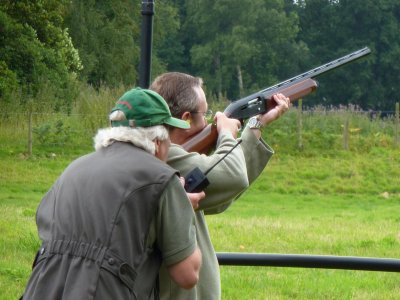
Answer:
[216,253,400,272]
[139,0,154,88]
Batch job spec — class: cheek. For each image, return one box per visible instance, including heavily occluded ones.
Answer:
[201,118,208,128]
[193,116,207,129]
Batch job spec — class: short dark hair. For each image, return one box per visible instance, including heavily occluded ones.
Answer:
[150,72,203,118]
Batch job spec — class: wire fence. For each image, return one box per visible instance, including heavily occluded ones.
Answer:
[1,111,106,155]
[1,102,399,156]
[293,101,399,151]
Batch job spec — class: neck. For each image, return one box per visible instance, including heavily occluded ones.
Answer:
[170,128,188,145]
[170,128,201,146]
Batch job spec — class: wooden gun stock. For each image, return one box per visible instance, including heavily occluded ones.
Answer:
[182,123,218,154]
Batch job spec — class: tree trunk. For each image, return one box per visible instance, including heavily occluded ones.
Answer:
[237,65,244,98]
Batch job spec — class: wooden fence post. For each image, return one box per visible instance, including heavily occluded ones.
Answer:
[297,99,303,150]
[395,102,399,147]
[343,116,349,150]
[27,105,33,156]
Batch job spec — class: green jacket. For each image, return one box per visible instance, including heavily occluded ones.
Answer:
[160,127,274,299]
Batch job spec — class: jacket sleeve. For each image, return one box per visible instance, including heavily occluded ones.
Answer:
[167,131,248,214]
[157,176,197,266]
[167,127,275,214]
[240,126,274,184]
[202,127,274,214]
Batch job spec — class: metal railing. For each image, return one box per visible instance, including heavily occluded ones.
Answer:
[216,253,400,272]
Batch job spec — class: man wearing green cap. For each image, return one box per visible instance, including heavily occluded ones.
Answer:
[22,88,202,300]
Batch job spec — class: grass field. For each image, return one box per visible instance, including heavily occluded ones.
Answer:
[208,151,400,300]
[1,148,399,299]
[1,105,399,299]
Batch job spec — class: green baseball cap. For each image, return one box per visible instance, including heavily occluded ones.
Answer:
[110,88,189,129]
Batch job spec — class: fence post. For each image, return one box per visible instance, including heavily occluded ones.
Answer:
[343,116,349,150]
[395,102,399,147]
[27,103,33,156]
[297,99,303,150]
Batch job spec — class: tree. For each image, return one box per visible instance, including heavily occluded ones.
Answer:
[64,0,183,88]
[0,0,81,110]
[185,0,307,101]
[295,0,400,110]
[64,0,140,88]
[152,1,185,73]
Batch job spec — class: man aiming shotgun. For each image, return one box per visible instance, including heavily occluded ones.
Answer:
[150,47,370,300]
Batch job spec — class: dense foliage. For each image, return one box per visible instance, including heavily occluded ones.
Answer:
[292,0,400,110]
[1,0,400,111]
[0,0,82,111]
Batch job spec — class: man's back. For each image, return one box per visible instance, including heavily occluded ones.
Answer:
[24,142,183,299]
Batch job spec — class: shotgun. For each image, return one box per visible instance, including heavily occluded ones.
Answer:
[182,47,371,154]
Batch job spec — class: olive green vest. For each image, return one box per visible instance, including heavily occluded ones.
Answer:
[23,142,177,300]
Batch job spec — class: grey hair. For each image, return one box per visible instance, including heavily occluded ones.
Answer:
[109,110,126,121]
[94,125,169,154]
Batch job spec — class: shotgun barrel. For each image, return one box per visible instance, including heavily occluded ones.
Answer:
[224,47,371,120]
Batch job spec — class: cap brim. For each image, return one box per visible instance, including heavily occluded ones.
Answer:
[164,117,190,129]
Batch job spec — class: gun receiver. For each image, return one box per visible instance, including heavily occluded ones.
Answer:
[183,47,371,153]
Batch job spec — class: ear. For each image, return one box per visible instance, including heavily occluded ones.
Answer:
[181,111,192,125]
[154,139,161,154]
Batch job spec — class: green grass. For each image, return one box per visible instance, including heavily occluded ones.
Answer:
[205,150,400,300]
[0,154,75,299]
[210,192,400,255]
[1,150,399,299]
